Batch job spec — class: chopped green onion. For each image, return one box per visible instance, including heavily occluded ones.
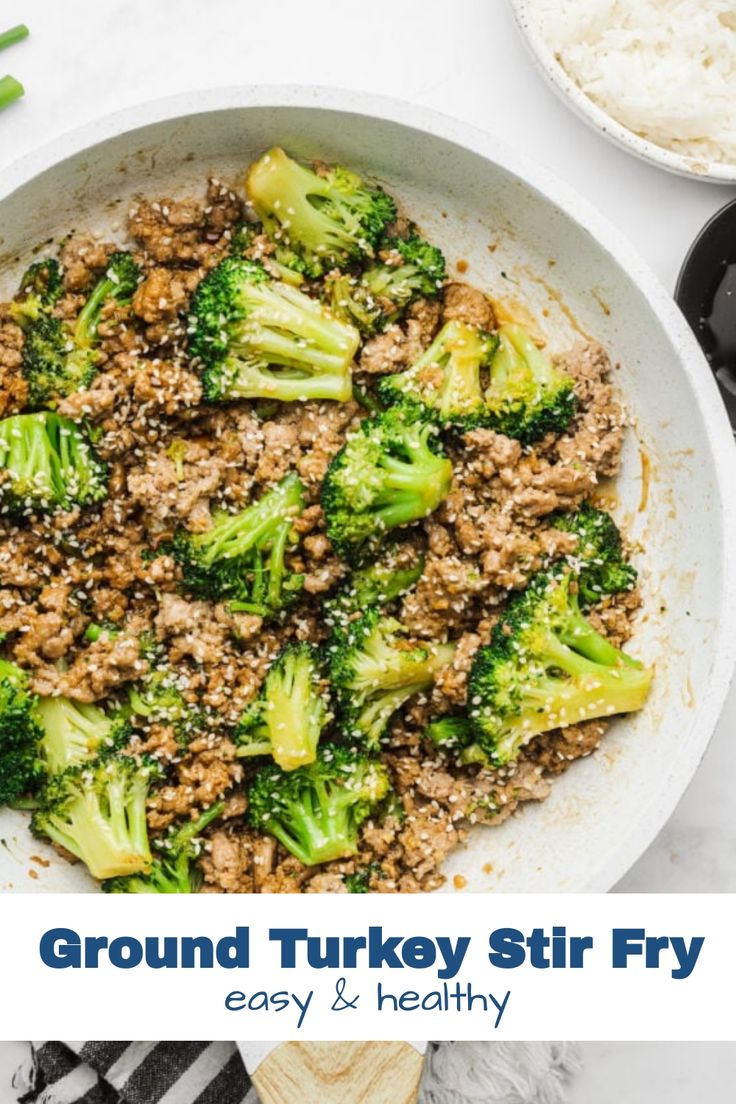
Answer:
[0,75,24,112]
[0,25,29,52]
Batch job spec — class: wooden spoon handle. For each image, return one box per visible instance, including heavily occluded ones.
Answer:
[251,1041,425,1104]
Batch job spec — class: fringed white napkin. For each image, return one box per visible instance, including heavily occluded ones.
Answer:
[420,1042,580,1103]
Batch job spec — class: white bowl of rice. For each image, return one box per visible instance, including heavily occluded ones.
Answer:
[511,0,736,182]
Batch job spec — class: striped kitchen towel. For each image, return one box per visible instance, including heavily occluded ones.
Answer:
[13,1043,255,1104]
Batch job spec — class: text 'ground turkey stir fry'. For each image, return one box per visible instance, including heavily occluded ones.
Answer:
[0,148,653,893]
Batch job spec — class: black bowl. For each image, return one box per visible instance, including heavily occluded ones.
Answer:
[676,197,736,428]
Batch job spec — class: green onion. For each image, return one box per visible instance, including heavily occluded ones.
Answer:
[0,75,24,112]
[0,24,29,52]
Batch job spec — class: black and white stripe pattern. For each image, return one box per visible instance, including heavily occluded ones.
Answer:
[15,1043,255,1104]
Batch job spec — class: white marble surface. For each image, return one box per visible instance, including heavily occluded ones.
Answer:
[0,0,733,892]
[567,1043,736,1102]
[0,1043,733,1102]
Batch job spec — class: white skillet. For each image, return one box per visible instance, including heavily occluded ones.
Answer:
[0,87,733,893]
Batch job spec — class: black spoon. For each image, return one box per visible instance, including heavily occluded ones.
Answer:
[676,196,736,429]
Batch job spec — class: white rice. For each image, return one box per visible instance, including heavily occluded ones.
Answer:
[529,0,736,165]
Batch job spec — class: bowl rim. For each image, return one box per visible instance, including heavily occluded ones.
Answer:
[508,0,736,185]
[675,196,736,428]
[675,195,736,305]
[1,83,735,891]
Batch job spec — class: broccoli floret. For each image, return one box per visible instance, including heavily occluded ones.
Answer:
[328,608,455,748]
[467,568,654,767]
[127,667,202,746]
[246,147,396,276]
[170,471,305,615]
[484,324,577,443]
[380,321,577,440]
[127,678,187,723]
[344,871,370,892]
[0,412,107,515]
[379,320,497,425]
[426,715,474,750]
[189,256,359,404]
[321,405,453,562]
[20,315,98,409]
[0,658,44,807]
[9,258,63,325]
[552,503,638,605]
[0,664,125,805]
[247,743,390,866]
[230,220,307,286]
[326,546,425,628]
[326,232,446,335]
[125,636,202,746]
[73,252,140,349]
[235,643,329,771]
[425,714,488,766]
[344,861,383,893]
[102,801,225,894]
[20,252,140,409]
[36,696,129,775]
[31,755,162,881]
